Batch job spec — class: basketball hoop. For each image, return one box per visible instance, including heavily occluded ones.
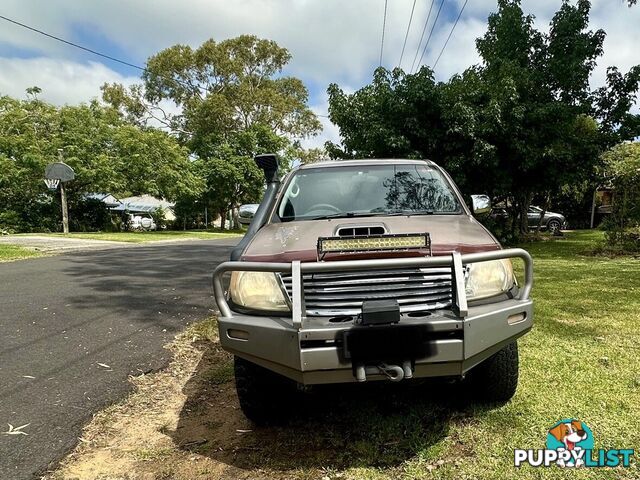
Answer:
[44,178,60,190]
[44,159,75,234]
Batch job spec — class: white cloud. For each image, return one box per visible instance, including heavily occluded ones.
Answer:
[0,57,137,105]
[300,96,341,151]
[0,0,638,145]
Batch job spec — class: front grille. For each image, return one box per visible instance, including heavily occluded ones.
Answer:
[280,266,453,317]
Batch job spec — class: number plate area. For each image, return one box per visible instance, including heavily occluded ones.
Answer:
[343,325,432,363]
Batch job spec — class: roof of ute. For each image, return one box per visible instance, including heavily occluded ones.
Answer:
[297,158,437,170]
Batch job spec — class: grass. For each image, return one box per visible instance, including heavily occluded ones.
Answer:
[0,244,42,261]
[400,229,639,479]
[24,229,244,243]
[249,229,638,479]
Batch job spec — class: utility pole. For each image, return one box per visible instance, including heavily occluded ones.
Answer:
[58,149,69,234]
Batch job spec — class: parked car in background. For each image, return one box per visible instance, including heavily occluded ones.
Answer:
[238,204,259,225]
[128,213,156,231]
[527,206,566,234]
[491,205,567,234]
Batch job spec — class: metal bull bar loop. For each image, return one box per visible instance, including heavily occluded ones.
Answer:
[212,248,534,330]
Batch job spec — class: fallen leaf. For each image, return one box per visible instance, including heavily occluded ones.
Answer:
[2,423,30,435]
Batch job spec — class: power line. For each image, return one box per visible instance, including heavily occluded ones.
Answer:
[410,0,436,73]
[379,0,389,67]
[0,13,201,95]
[433,0,469,69]
[398,0,418,69]
[0,14,146,72]
[415,0,446,71]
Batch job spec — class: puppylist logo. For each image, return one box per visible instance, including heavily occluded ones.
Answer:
[514,419,635,468]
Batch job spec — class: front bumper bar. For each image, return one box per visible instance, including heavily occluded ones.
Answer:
[212,249,533,384]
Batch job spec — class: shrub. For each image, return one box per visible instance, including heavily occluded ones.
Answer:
[599,142,640,253]
[69,198,112,232]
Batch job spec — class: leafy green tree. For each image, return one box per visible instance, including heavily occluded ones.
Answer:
[198,155,263,229]
[102,35,321,157]
[327,0,640,235]
[600,142,640,251]
[0,92,201,232]
[102,35,321,228]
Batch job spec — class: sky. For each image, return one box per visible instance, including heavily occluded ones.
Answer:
[0,0,638,150]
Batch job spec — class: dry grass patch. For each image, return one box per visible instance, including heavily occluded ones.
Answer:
[45,318,242,480]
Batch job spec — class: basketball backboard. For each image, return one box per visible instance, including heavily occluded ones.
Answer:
[45,162,75,182]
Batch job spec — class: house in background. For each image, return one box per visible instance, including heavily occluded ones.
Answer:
[84,193,121,209]
[112,195,176,222]
[590,185,614,228]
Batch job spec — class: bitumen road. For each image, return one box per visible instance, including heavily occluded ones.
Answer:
[0,238,237,479]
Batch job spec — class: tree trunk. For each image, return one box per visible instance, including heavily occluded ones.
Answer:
[219,210,226,230]
[535,192,551,233]
[518,192,533,235]
[232,207,240,230]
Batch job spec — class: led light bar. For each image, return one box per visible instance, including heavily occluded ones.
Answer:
[318,233,431,254]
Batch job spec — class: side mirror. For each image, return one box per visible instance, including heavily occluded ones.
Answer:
[470,195,491,216]
[238,204,259,225]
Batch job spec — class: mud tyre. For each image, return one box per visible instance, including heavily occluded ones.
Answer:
[470,341,519,403]
[234,356,298,425]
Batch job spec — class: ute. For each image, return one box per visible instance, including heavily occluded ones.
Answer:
[213,154,533,424]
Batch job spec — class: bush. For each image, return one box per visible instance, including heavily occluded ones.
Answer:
[0,203,57,233]
[602,226,640,254]
[599,142,640,253]
[69,198,113,232]
[150,207,168,230]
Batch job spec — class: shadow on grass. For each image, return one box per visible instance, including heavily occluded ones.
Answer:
[170,343,497,475]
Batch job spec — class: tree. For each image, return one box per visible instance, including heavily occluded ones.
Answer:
[0,92,202,232]
[198,155,263,230]
[327,0,640,236]
[102,35,321,159]
[600,142,640,251]
[102,35,321,229]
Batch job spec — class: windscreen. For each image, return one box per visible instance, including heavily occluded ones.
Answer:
[277,164,461,222]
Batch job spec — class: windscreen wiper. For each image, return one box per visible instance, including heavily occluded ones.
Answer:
[311,212,373,220]
[311,210,435,220]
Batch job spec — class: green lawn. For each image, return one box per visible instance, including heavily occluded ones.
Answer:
[28,229,244,243]
[337,230,639,479]
[0,244,42,261]
[215,230,637,480]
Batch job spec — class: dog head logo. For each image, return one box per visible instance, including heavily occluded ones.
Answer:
[546,419,594,467]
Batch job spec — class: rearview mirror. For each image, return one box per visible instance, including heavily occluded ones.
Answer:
[238,204,259,225]
[470,195,491,216]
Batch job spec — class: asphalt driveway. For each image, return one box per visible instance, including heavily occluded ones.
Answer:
[0,238,237,479]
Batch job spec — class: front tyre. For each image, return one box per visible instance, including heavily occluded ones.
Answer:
[234,356,298,425]
[470,341,519,403]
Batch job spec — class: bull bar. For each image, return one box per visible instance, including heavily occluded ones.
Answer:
[212,249,533,384]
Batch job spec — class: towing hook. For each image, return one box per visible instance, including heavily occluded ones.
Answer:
[378,363,405,382]
[354,362,409,382]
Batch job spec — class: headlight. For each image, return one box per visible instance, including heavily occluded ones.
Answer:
[229,271,290,312]
[465,259,514,301]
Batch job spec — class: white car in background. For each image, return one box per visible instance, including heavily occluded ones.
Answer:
[128,213,156,231]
